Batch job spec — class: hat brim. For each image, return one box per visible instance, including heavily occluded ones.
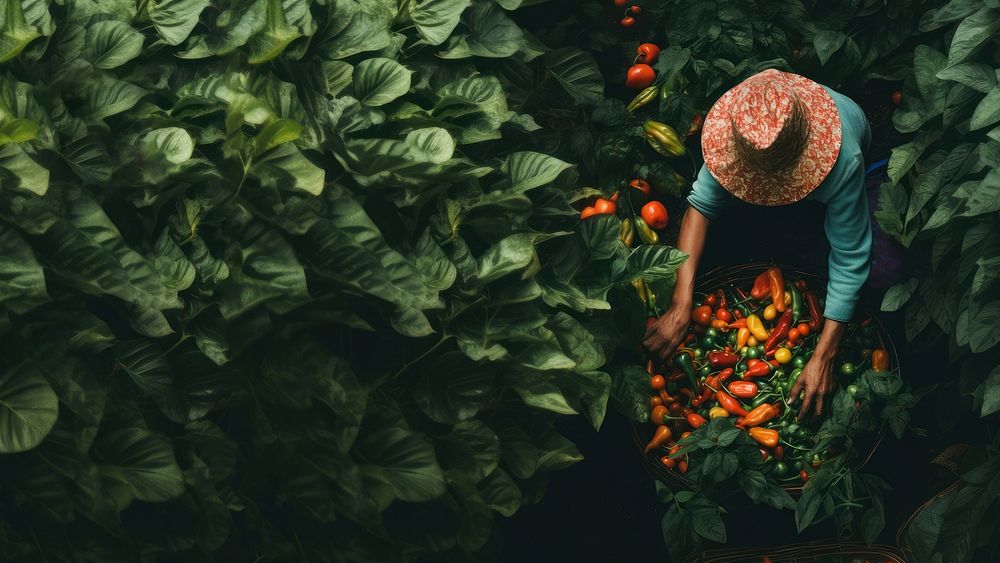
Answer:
[701,70,842,206]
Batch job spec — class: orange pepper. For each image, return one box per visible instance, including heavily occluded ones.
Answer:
[748,427,780,448]
[644,425,673,453]
[872,349,890,371]
[767,267,786,312]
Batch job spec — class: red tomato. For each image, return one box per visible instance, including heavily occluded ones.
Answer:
[716,308,733,323]
[691,305,713,326]
[791,48,801,59]
[625,64,656,89]
[593,198,616,215]
[628,5,641,14]
[703,293,718,308]
[797,323,810,337]
[620,15,635,27]
[630,178,651,196]
[636,43,660,64]
[660,455,676,468]
[799,469,810,482]
[787,327,800,342]
[649,395,663,408]
[580,206,597,220]
[641,201,668,229]
[650,374,666,390]
[614,0,627,5]
[891,90,902,106]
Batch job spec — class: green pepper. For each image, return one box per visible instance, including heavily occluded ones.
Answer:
[847,384,859,396]
[633,217,659,244]
[786,282,803,325]
[752,392,778,408]
[792,356,806,369]
[700,335,716,349]
[728,331,738,346]
[788,368,802,390]
[699,365,712,377]
[673,351,699,389]
[773,461,790,476]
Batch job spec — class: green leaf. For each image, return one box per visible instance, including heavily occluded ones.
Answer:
[149,0,211,45]
[0,0,40,62]
[970,86,1000,130]
[406,127,455,164]
[478,467,522,517]
[691,507,726,543]
[85,20,143,69]
[356,425,447,503]
[937,63,997,93]
[919,0,982,31]
[978,365,1000,416]
[436,420,500,483]
[218,223,309,318]
[246,0,302,64]
[95,428,185,502]
[438,2,524,59]
[353,58,412,107]
[965,301,1000,352]
[143,127,195,164]
[881,278,918,312]
[813,30,846,65]
[955,170,1000,216]
[476,233,537,285]
[627,245,688,283]
[887,130,939,183]
[0,144,49,195]
[85,75,149,120]
[503,151,573,193]
[947,7,1000,65]
[252,143,325,196]
[611,364,651,422]
[414,351,494,424]
[577,215,620,261]
[0,363,58,453]
[0,223,47,313]
[544,48,603,104]
[410,0,471,46]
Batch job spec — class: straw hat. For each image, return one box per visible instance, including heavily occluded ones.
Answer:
[701,69,842,206]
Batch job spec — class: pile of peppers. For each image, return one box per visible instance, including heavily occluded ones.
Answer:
[642,267,892,482]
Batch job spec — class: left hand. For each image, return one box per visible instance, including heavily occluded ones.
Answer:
[788,355,837,420]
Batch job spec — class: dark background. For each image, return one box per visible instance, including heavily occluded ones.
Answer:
[497,80,962,563]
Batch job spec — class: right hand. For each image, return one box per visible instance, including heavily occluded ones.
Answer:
[643,303,690,361]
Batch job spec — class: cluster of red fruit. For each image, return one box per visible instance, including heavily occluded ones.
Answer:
[613,0,642,27]
[625,43,660,90]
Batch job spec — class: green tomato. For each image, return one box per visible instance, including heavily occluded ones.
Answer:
[773,461,790,476]
[706,327,718,338]
[792,356,806,369]
[700,365,712,377]
[740,346,749,357]
[796,427,811,439]
[746,347,760,359]
[692,348,704,359]
[840,362,856,376]
[847,384,859,397]
[700,335,716,349]
[793,460,803,470]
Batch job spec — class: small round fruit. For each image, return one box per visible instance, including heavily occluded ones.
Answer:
[847,384,859,397]
[580,206,597,220]
[614,0,627,5]
[787,328,800,342]
[792,356,806,369]
[620,15,635,27]
[773,461,790,476]
[641,201,669,229]
[747,335,758,347]
[625,64,656,89]
[636,42,660,64]
[840,362,856,376]
[651,374,666,390]
[774,348,792,364]
[800,469,810,482]
[692,305,713,326]
[628,5,641,14]
[891,90,902,106]
[763,304,777,320]
[797,323,810,337]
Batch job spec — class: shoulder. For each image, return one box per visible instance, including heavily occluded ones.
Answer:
[821,86,867,144]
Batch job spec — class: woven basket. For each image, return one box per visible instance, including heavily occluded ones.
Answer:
[692,540,905,562]
[634,263,899,494]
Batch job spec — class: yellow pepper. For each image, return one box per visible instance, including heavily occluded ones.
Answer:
[747,335,758,347]
[763,304,777,321]
[619,218,634,247]
[709,406,730,419]
[627,85,659,112]
[747,314,769,341]
[737,327,750,350]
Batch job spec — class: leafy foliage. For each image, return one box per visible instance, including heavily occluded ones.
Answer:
[0,0,687,560]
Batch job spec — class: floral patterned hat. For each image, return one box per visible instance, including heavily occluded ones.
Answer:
[701,69,842,206]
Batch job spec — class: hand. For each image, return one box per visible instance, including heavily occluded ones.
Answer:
[643,304,690,361]
[788,354,837,420]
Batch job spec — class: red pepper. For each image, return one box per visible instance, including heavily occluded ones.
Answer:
[710,319,730,331]
[727,381,758,399]
[686,413,707,429]
[794,279,807,292]
[716,289,727,310]
[804,290,824,331]
[740,403,780,428]
[767,267,786,312]
[751,271,770,300]
[728,318,748,329]
[872,349,890,372]
[744,361,773,378]
[764,309,794,352]
[707,350,740,369]
[716,390,749,417]
[717,368,734,382]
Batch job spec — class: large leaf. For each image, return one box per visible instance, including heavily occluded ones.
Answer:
[149,0,211,45]
[0,223,47,313]
[947,7,1000,65]
[544,48,603,104]
[355,424,447,503]
[85,20,143,69]
[438,1,524,59]
[0,363,58,453]
[410,0,471,46]
[353,58,412,106]
[96,428,185,502]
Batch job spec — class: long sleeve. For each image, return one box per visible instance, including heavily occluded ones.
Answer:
[686,164,731,221]
[820,158,872,322]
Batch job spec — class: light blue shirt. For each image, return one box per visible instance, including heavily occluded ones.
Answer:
[687,87,872,322]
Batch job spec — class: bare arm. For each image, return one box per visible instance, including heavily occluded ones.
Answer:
[789,319,845,419]
[642,206,710,360]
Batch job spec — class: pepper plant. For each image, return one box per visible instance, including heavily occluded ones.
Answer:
[0,0,686,560]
